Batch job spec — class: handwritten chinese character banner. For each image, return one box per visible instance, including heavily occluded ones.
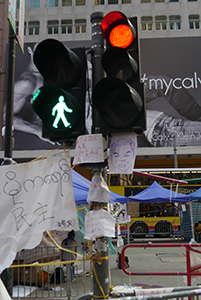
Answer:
[0,152,78,273]
[73,134,107,165]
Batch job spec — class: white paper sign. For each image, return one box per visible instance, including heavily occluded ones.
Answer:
[116,204,127,223]
[84,209,115,240]
[0,152,78,274]
[109,133,137,174]
[73,134,107,165]
[87,173,110,204]
[135,287,174,296]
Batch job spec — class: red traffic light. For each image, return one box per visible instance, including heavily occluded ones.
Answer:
[101,11,135,49]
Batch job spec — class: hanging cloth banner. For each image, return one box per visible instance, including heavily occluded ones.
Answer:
[0,152,78,274]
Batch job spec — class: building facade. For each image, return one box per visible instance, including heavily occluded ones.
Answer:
[1,0,201,168]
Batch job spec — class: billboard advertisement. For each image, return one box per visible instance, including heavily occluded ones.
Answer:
[10,37,201,150]
[140,37,201,148]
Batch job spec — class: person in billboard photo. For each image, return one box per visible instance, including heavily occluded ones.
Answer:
[8,38,201,150]
[142,74,201,147]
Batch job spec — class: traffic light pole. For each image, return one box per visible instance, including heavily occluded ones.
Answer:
[90,12,109,300]
[91,12,104,134]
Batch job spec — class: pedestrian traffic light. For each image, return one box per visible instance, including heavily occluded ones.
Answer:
[92,11,146,135]
[32,39,86,142]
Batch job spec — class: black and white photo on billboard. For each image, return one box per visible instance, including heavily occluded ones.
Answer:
[140,37,201,147]
[7,37,201,150]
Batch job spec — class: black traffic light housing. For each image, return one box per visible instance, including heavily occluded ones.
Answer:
[32,39,86,142]
[92,12,146,135]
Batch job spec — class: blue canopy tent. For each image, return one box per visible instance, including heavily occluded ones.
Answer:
[189,188,201,200]
[128,181,190,203]
[181,188,201,241]
[72,169,128,204]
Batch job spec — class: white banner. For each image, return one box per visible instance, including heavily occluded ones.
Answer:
[0,152,78,273]
[0,278,12,300]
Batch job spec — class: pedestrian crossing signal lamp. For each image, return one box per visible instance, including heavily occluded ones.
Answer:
[32,85,81,133]
[32,39,86,142]
[92,12,146,135]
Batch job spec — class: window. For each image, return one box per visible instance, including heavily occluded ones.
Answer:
[47,20,59,34]
[155,16,167,30]
[141,16,153,31]
[28,21,40,35]
[75,0,85,5]
[169,0,179,2]
[29,0,40,8]
[122,0,131,3]
[189,15,200,29]
[169,15,181,30]
[17,0,27,9]
[108,0,118,4]
[75,19,86,33]
[16,21,26,36]
[61,19,73,34]
[48,0,58,7]
[62,0,72,5]
[94,0,104,3]
[188,0,198,2]
[155,0,165,2]
[141,0,151,2]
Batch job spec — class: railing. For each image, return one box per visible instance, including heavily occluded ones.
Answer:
[11,245,93,299]
[121,243,201,286]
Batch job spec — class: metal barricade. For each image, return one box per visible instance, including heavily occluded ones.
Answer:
[75,287,201,300]
[110,288,201,300]
[121,243,201,287]
[11,245,93,299]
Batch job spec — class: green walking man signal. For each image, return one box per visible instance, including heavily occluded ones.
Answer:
[52,95,73,129]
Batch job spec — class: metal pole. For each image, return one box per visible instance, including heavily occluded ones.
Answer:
[90,12,109,300]
[91,12,104,134]
[173,135,178,168]
[0,23,16,297]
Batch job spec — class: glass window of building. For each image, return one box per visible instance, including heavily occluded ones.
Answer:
[61,19,73,34]
[141,0,151,2]
[16,21,26,35]
[75,0,86,5]
[62,0,72,5]
[189,15,200,29]
[29,0,40,8]
[17,0,27,8]
[94,0,104,3]
[155,0,165,2]
[47,20,59,34]
[141,16,153,31]
[48,0,58,7]
[122,0,131,3]
[169,15,181,30]
[75,19,86,33]
[155,16,167,30]
[108,0,118,4]
[188,0,198,2]
[169,0,179,2]
[28,21,40,35]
